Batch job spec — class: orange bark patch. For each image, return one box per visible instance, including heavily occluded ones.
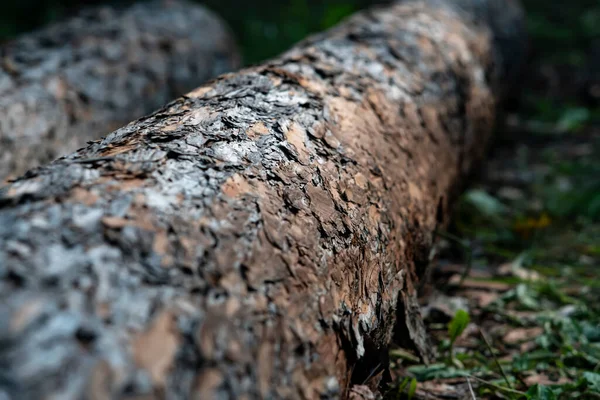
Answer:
[257,339,274,397]
[284,122,309,164]
[185,85,214,98]
[161,124,179,132]
[10,299,45,333]
[306,184,336,223]
[152,230,169,254]
[408,182,423,202]
[101,215,154,231]
[100,142,138,157]
[193,368,224,399]
[101,216,130,229]
[71,187,100,206]
[298,76,328,96]
[246,122,270,139]
[353,173,368,189]
[222,174,252,198]
[132,311,181,388]
[119,178,147,191]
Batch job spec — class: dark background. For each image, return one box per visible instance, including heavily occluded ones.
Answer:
[1,0,597,67]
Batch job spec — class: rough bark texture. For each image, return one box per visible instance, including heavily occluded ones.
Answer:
[0,0,239,183]
[0,0,525,398]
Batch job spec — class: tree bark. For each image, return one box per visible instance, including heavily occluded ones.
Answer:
[0,0,525,399]
[0,0,239,183]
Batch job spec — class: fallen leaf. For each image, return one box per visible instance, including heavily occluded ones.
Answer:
[497,255,541,281]
[462,290,499,308]
[418,380,467,399]
[435,264,494,279]
[349,385,377,400]
[448,277,511,291]
[520,340,537,353]
[524,374,571,386]
[503,327,544,345]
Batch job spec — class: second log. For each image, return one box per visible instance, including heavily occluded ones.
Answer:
[0,0,240,182]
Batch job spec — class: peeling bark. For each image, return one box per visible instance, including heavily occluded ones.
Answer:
[0,0,525,398]
[0,0,239,182]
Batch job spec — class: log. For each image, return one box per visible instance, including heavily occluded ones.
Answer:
[0,0,239,183]
[0,0,525,398]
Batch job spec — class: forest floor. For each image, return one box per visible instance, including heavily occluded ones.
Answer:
[387,111,600,400]
[387,1,600,398]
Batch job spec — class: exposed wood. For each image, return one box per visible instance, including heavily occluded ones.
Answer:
[0,0,239,182]
[0,0,525,398]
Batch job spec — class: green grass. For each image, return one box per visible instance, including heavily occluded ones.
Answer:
[389,180,600,398]
[389,270,600,398]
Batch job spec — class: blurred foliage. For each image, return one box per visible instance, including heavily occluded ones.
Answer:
[200,0,381,64]
[1,0,598,66]
[0,0,383,65]
[518,0,600,120]
[522,0,600,59]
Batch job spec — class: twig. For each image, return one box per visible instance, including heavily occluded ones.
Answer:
[361,362,382,385]
[466,376,477,400]
[390,348,421,363]
[479,329,513,389]
[467,375,526,397]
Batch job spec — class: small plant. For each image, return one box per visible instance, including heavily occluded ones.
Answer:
[526,384,558,400]
[447,309,471,368]
[395,377,418,399]
[407,378,417,400]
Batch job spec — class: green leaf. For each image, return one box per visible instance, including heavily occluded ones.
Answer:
[557,107,590,132]
[390,348,420,363]
[515,284,541,310]
[396,377,410,395]
[407,364,468,381]
[407,378,418,400]
[583,372,600,391]
[448,309,471,344]
[526,384,558,400]
[464,189,508,218]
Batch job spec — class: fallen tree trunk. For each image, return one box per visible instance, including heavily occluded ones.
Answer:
[0,0,525,398]
[0,0,239,183]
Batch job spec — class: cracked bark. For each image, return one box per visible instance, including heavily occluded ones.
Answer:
[0,0,239,183]
[0,0,525,398]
